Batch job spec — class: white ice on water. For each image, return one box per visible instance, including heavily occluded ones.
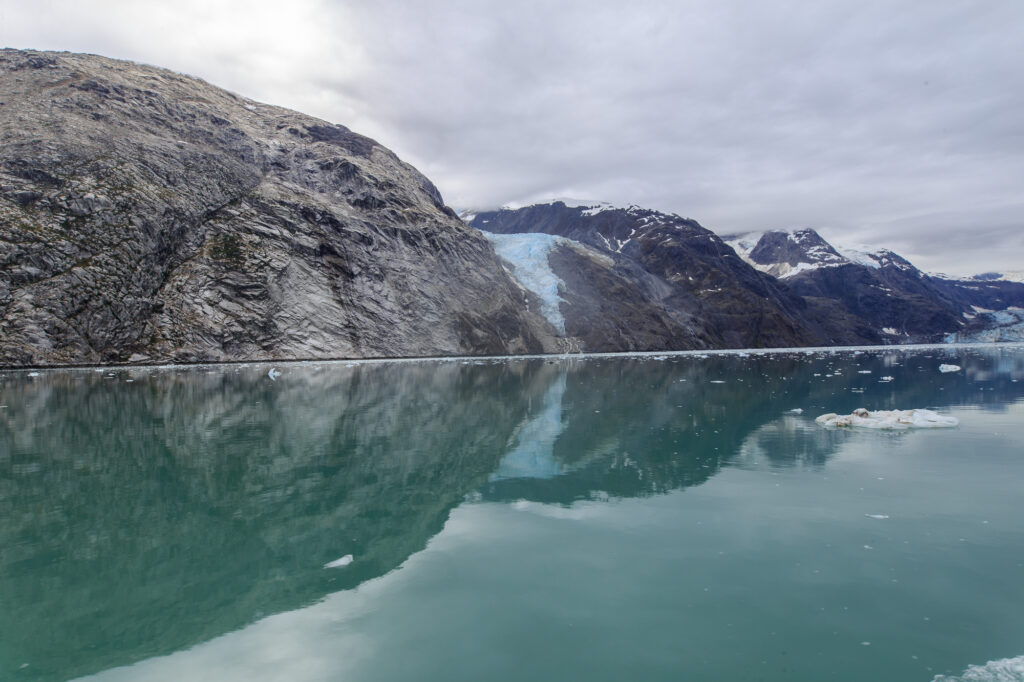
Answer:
[323,554,353,569]
[815,408,959,429]
[481,231,571,334]
[267,368,281,381]
[939,364,961,373]
[932,654,1024,681]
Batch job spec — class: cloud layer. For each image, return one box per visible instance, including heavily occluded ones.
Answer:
[3,0,1023,274]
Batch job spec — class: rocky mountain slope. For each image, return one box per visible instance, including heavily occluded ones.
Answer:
[0,49,559,366]
[727,228,1024,344]
[3,50,1018,365]
[470,202,822,349]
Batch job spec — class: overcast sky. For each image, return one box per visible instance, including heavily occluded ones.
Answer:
[3,0,1023,275]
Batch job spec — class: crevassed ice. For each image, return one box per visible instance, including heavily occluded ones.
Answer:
[932,654,1024,681]
[481,231,570,334]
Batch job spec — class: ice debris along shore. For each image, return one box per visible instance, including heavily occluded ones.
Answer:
[815,408,959,429]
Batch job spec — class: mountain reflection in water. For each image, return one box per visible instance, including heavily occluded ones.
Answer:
[1,346,1022,681]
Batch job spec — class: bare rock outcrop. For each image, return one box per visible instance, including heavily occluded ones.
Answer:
[0,49,555,366]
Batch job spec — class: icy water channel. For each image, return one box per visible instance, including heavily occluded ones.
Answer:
[2,345,1024,682]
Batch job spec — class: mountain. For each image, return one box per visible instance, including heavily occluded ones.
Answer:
[727,228,1024,344]
[469,202,822,349]
[3,50,1018,366]
[0,49,559,367]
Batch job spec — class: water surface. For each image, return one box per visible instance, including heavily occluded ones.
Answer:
[2,346,1023,681]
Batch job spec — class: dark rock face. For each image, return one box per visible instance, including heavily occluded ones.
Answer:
[730,228,1024,344]
[932,277,1024,313]
[0,49,555,366]
[547,243,712,352]
[472,202,822,349]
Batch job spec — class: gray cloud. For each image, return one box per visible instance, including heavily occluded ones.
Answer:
[3,0,1023,275]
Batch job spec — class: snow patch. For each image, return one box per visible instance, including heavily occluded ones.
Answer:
[815,408,958,429]
[835,245,882,269]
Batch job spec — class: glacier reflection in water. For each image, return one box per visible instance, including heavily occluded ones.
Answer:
[1,345,1023,682]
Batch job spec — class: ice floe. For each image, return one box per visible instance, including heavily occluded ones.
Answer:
[931,654,1024,681]
[267,368,281,381]
[939,364,961,373]
[323,554,353,569]
[815,408,958,429]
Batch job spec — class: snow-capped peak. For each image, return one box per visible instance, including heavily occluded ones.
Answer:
[967,271,1024,284]
[725,228,923,279]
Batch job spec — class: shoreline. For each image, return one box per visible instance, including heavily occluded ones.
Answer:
[3,341,1023,375]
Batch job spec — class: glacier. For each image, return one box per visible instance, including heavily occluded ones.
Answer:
[480,231,571,335]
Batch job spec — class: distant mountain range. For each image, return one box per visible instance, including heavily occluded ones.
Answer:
[2,49,1021,367]
[467,202,1024,347]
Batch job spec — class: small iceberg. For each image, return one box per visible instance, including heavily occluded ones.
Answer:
[324,554,353,569]
[931,654,1024,681]
[939,364,961,373]
[267,368,281,381]
[815,408,959,429]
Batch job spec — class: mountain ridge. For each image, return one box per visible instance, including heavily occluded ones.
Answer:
[3,49,1021,367]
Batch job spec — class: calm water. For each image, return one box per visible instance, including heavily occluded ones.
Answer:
[2,346,1023,682]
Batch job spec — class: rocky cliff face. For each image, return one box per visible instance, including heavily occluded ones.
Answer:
[0,49,556,366]
[471,202,822,349]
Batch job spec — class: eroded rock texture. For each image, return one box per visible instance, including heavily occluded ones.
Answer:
[0,49,555,366]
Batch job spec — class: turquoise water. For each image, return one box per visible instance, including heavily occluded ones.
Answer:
[1,346,1023,681]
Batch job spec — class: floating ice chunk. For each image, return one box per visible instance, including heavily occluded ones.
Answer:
[787,408,803,414]
[815,408,959,430]
[27,372,40,377]
[709,380,725,384]
[324,554,353,569]
[939,364,961,373]
[879,376,894,382]
[858,370,872,374]
[267,368,281,381]
[931,654,1024,681]
[865,514,890,520]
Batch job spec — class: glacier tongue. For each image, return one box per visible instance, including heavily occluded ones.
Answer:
[481,231,569,335]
